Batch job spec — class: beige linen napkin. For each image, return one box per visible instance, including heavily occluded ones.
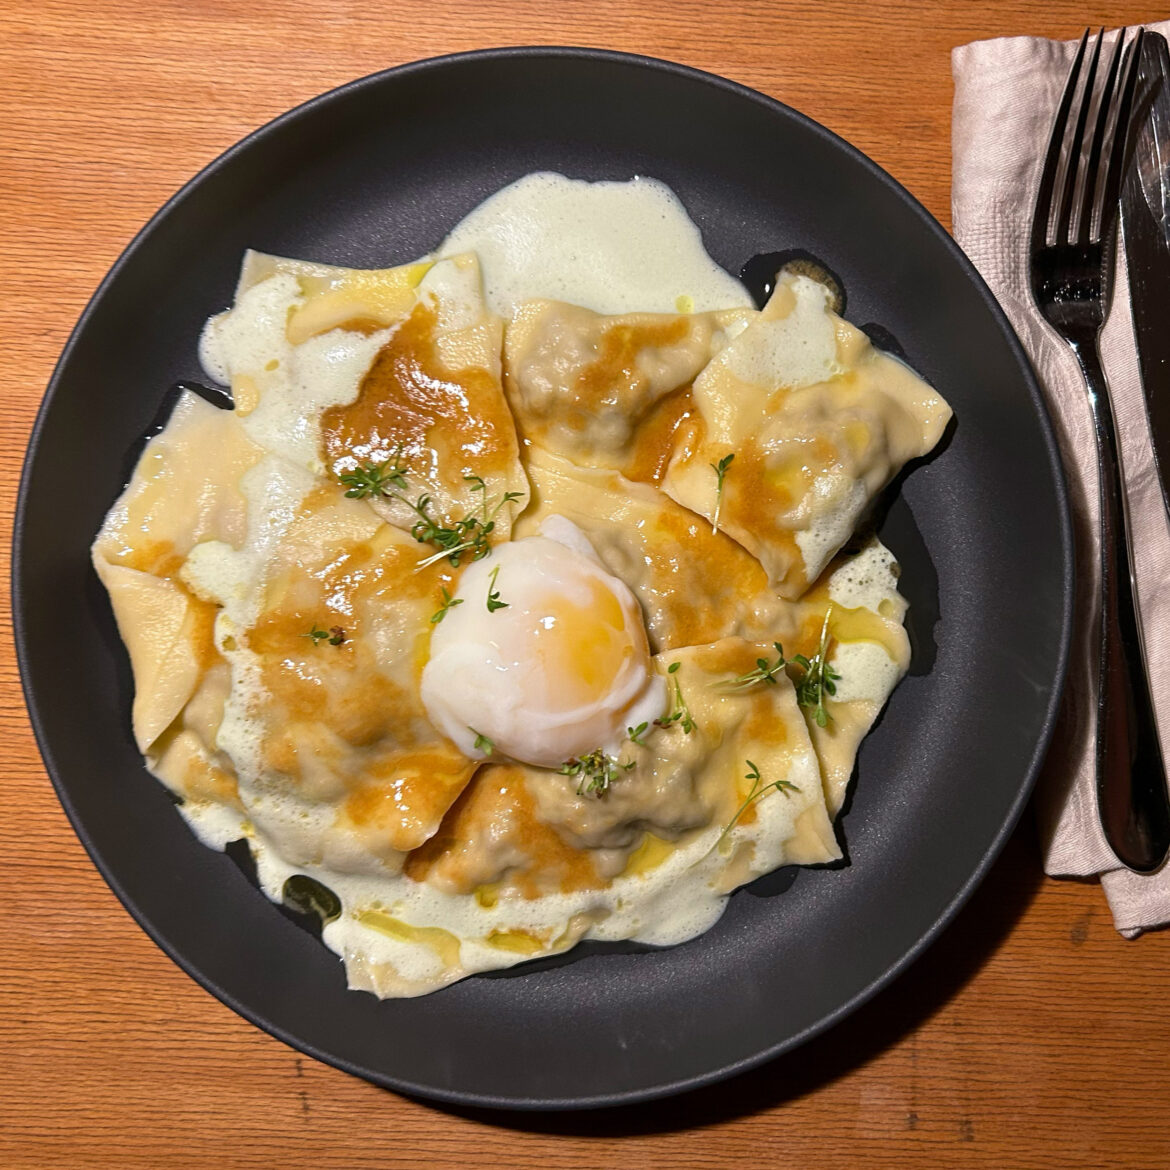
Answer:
[952,26,1170,937]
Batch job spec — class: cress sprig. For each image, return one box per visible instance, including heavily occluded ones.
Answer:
[563,683,687,795]
[710,452,735,534]
[337,447,409,498]
[485,564,508,612]
[411,476,525,570]
[792,609,841,729]
[718,608,842,728]
[430,586,463,625]
[720,643,788,691]
[654,661,697,734]
[337,454,524,571]
[559,749,634,797]
[714,759,801,850]
[303,623,346,647]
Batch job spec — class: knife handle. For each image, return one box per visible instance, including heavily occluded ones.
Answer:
[1073,335,1170,873]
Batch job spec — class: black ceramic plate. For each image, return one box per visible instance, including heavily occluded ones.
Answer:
[14,48,1072,1110]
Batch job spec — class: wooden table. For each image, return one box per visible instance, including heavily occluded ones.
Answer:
[3,1,1167,1165]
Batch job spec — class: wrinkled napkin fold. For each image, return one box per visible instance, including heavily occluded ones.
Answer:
[952,25,1170,936]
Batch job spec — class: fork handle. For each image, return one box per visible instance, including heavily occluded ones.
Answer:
[1072,334,1170,873]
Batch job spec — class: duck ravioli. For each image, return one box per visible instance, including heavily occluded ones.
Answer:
[92,174,945,998]
[662,271,951,596]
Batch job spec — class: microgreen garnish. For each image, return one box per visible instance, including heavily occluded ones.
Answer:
[485,564,508,612]
[430,586,463,625]
[654,661,697,734]
[710,452,735,534]
[714,609,841,727]
[793,608,841,728]
[627,722,650,747]
[715,759,801,849]
[304,623,346,647]
[338,447,409,499]
[471,729,494,756]
[411,477,525,570]
[721,643,789,691]
[407,495,479,567]
[559,750,634,797]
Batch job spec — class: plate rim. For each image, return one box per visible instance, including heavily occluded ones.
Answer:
[12,44,1074,1111]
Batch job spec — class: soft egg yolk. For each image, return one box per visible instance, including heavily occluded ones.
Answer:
[527,580,636,712]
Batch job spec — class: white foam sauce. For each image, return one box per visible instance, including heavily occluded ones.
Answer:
[719,274,842,388]
[180,722,823,993]
[794,478,867,576]
[200,272,394,474]
[826,540,907,702]
[438,172,753,316]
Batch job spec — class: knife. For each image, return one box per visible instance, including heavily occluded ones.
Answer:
[1122,31,1170,525]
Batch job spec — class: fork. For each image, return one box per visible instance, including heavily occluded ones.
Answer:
[1030,26,1170,873]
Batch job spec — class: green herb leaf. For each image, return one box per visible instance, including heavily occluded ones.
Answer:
[410,484,526,570]
[471,729,494,756]
[337,447,409,499]
[627,721,649,746]
[558,749,634,797]
[710,452,735,534]
[713,614,841,727]
[714,759,801,850]
[794,608,841,728]
[430,586,464,625]
[303,623,346,647]
[485,564,508,612]
[655,665,697,735]
[720,642,788,691]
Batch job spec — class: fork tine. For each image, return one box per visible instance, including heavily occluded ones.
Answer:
[1055,29,1104,244]
[1031,29,1090,252]
[1076,28,1126,244]
[1095,28,1146,243]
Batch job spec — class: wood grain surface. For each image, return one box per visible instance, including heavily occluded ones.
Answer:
[3,1,1169,1166]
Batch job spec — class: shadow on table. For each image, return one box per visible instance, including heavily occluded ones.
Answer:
[436,816,1047,1136]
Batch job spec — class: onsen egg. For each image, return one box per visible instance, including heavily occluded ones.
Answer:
[420,516,667,768]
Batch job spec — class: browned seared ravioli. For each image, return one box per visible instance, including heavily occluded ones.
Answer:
[201,250,529,543]
[512,446,914,818]
[97,248,535,874]
[503,299,752,476]
[95,410,479,874]
[95,381,853,997]
[662,271,951,597]
[503,273,949,600]
[212,491,478,871]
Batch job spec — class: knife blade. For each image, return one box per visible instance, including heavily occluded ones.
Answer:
[1122,31,1170,525]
